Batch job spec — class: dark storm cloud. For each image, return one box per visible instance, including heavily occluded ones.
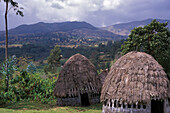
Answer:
[0,0,170,30]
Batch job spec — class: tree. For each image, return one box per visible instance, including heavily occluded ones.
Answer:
[26,62,36,74]
[0,55,17,82]
[121,19,170,79]
[44,45,62,75]
[17,56,32,70]
[2,0,23,92]
[3,0,24,60]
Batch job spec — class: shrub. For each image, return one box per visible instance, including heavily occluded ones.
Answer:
[1,70,57,104]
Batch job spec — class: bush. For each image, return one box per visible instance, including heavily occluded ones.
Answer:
[1,70,57,104]
[26,62,37,74]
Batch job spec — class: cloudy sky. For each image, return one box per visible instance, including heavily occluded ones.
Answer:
[0,0,170,31]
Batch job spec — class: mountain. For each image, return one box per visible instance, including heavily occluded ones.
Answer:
[0,21,125,42]
[8,21,97,35]
[102,18,170,36]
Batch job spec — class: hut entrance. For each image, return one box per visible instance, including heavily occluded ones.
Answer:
[151,99,164,113]
[80,93,90,106]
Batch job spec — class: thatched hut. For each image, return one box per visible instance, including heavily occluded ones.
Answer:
[100,51,169,113]
[54,53,101,106]
[99,69,108,85]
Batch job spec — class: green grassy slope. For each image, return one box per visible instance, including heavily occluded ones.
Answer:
[0,101,102,113]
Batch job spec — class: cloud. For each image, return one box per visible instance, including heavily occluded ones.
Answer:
[102,0,122,10]
[0,0,170,30]
[51,3,63,9]
[16,0,123,22]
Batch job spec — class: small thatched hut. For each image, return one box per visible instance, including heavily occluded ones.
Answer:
[99,69,108,85]
[54,53,101,106]
[100,51,169,113]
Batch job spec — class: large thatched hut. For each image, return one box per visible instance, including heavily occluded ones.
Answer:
[54,53,101,106]
[100,51,169,113]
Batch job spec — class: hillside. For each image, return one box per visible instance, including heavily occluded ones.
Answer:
[102,18,170,36]
[0,21,125,45]
[8,21,97,35]
[1,19,169,45]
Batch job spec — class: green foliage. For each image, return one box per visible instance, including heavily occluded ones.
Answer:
[3,0,24,16]
[121,19,169,56]
[0,40,124,72]
[0,70,57,105]
[0,55,17,92]
[17,56,32,70]
[1,55,17,76]
[121,19,170,78]
[90,40,124,71]
[44,45,62,74]
[0,55,56,104]
[26,62,36,74]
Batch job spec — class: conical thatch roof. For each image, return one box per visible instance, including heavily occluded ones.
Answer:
[101,51,169,104]
[54,53,101,97]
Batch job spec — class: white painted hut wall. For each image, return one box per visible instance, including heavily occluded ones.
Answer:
[102,99,151,113]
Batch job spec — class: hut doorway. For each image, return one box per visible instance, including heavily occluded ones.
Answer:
[151,99,164,113]
[80,93,90,106]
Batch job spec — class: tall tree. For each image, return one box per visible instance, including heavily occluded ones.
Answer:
[121,19,170,79]
[44,45,62,75]
[2,0,23,92]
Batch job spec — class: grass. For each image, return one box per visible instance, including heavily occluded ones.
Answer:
[0,101,102,113]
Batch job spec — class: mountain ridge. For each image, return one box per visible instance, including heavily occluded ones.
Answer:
[0,18,169,44]
[101,18,170,36]
[0,21,125,45]
[7,21,98,35]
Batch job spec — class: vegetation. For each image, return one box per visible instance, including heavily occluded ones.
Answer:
[121,19,170,79]
[26,62,37,74]
[0,39,123,110]
[44,45,62,75]
[0,70,56,105]
[0,101,102,113]
[2,0,23,92]
[0,40,124,71]
[0,19,169,112]
[1,55,17,92]
[3,0,23,60]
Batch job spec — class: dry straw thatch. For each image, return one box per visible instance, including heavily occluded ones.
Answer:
[54,53,101,97]
[101,51,169,104]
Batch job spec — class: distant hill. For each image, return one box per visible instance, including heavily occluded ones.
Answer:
[0,21,125,43]
[8,21,97,35]
[102,18,170,36]
[2,19,169,45]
